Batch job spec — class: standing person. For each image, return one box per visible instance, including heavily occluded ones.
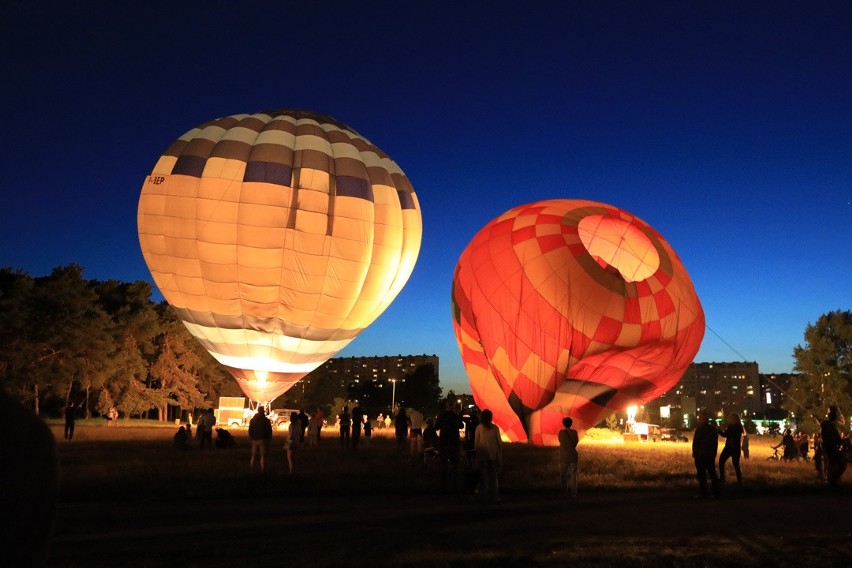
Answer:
[308,410,321,448]
[474,409,502,501]
[717,412,744,484]
[363,416,372,447]
[197,408,216,450]
[558,417,579,498]
[248,407,273,473]
[796,432,810,461]
[692,411,720,500]
[351,403,365,449]
[107,406,118,427]
[298,409,310,444]
[435,399,463,491]
[64,403,76,441]
[774,429,797,460]
[813,432,825,478]
[394,407,408,451]
[314,407,325,440]
[339,405,351,448]
[741,432,750,459]
[408,406,424,456]
[423,418,438,451]
[464,408,480,450]
[820,405,847,486]
[286,411,303,473]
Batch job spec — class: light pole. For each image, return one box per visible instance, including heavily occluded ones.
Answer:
[390,378,399,411]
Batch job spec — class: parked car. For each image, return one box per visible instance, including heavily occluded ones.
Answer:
[269,408,300,429]
[660,428,689,442]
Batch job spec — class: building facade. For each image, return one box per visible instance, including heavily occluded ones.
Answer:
[759,372,797,418]
[317,354,439,385]
[645,361,761,427]
[301,354,440,412]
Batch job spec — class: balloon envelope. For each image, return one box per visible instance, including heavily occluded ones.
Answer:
[451,200,704,445]
[138,110,421,403]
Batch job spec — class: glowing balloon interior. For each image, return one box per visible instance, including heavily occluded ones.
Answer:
[451,200,704,445]
[138,110,421,403]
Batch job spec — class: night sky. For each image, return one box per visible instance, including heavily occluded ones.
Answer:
[2,1,850,393]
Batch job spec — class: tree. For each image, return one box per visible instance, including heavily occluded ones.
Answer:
[0,266,117,414]
[786,309,852,432]
[0,268,37,399]
[346,376,385,416]
[295,369,347,415]
[399,363,442,415]
[149,308,204,421]
[0,265,239,416]
[147,304,234,420]
[81,280,158,418]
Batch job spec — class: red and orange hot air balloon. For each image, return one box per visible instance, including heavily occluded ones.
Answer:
[138,110,421,404]
[451,199,704,445]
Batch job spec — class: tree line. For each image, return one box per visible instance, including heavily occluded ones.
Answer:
[785,309,852,431]
[2,265,846,430]
[0,265,447,422]
[0,265,237,421]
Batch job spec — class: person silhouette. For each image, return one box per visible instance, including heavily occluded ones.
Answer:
[717,413,744,483]
[558,416,579,497]
[692,411,720,500]
[64,403,77,440]
[474,409,503,501]
[0,388,59,566]
[820,405,847,486]
[248,407,273,472]
[339,406,351,448]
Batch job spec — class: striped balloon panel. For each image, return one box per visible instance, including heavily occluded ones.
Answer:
[138,110,421,402]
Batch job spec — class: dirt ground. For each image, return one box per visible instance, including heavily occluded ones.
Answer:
[45,431,852,568]
[49,489,852,567]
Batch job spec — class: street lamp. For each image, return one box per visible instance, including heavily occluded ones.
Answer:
[389,378,404,410]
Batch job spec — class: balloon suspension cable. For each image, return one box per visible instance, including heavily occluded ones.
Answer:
[616,219,825,426]
[668,285,821,425]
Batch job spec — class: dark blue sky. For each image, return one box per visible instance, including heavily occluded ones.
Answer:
[2,1,850,392]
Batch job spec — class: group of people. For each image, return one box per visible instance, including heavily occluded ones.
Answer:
[172,408,229,450]
[377,400,580,502]
[692,411,745,500]
[174,400,848,502]
[249,408,302,473]
[63,404,120,441]
[336,404,372,449]
[247,407,330,473]
[773,428,811,461]
[693,405,849,499]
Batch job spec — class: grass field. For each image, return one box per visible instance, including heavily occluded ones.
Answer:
[45,422,851,567]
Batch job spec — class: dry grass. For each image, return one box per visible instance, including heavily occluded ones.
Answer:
[51,422,823,499]
[46,422,849,568]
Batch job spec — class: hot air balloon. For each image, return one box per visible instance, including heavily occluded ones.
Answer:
[451,199,704,445]
[138,110,421,404]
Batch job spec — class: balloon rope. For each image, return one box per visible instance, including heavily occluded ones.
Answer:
[675,291,821,424]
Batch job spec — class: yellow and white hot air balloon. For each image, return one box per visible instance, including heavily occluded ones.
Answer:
[138,110,421,404]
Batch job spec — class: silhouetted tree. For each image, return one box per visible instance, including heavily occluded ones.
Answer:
[399,363,442,415]
[786,309,852,432]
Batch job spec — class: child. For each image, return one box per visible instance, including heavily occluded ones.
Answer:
[558,417,579,497]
